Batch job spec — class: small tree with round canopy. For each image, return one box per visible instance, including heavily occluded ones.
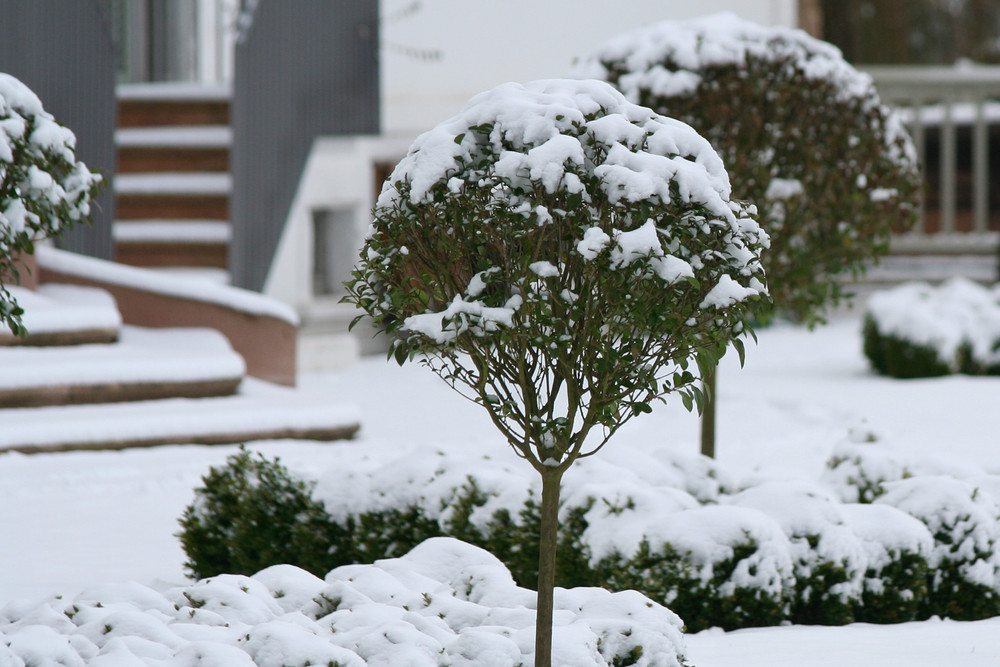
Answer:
[345,78,768,667]
[572,13,921,456]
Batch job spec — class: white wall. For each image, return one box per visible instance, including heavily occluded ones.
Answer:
[381,0,797,134]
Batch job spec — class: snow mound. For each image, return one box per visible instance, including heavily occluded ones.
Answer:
[0,538,688,667]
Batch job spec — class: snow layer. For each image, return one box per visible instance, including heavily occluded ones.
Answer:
[0,538,688,667]
[36,246,298,325]
[7,284,122,335]
[0,325,245,389]
[5,313,1000,665]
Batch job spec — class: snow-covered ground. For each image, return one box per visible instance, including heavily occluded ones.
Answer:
[3,309,1000,665]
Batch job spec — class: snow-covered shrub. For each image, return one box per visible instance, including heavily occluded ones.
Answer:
[863,279,1000,378]
[823,439,912,503]
[178,448,346,580]
[319,447,797,633]
[0,539,691,667]
[726,480,867,625]
[593,505,795,632]
[841,503,933,623]
[572,12,920,324]
[0,73,101,335]
[875,476,1000,620]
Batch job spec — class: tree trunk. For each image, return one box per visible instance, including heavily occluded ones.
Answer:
[534,468,564,667]
[700,363,717,458]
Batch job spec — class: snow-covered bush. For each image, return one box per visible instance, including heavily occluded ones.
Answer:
[823,439,913,504]
[0,73,101,335]
[572,12,920,325]
[593,505,795,632]
[841,503,933,623]
[875,476,1000,620]
[726,480,866,625]
[0,538,691,667]
[178,448,345,580]
[863,279,1000,378]
[344,77,768,664]
[183,440,1000,630]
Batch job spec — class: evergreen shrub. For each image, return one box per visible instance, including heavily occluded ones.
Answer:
[181,447,1000,629]
[862,279,1000,378]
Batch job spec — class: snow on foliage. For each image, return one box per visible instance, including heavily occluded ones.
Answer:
[863,278,1000,377]
[572,12,920,324]
[0,538,689,667]
[349,76,766,380]
[0,74,101,336]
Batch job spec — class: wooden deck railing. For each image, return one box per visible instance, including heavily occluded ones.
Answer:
[865,65,1000,251]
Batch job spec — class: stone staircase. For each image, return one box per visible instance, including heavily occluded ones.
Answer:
[114,84,232,273]
[0,278,359,454]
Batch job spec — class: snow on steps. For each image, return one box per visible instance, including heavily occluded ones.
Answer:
[0,326,245,408]
[0,378,360,454]
[0,284,121,347]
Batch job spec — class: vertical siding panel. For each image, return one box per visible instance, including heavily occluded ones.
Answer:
[0,0,116,259]
[231,0,380,291]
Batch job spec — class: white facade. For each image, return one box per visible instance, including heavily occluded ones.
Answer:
[249,0,799,367]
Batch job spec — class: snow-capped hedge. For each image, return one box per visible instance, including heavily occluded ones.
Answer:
[863,278,1000,378]
[181,437,1000,632]
[0,73,101,336]
[0,538,689,667]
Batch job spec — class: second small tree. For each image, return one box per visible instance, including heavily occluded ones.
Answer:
[573,13,922,456]
[346,78,767,667]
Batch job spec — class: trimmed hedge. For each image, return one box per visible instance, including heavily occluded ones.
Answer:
[179,444,1000,631]
[863,279,1000,378]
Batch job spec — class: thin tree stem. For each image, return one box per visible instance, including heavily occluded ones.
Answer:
[534,468,563,667]
[700,362,717,458]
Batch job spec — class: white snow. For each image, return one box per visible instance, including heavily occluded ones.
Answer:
[36,246,298,325]
[7,284,122,335]
[113,172,232,196]
[0,325,244,389]
[3,310,1000,664]
[112,220,232,244]
[115,126,232,148]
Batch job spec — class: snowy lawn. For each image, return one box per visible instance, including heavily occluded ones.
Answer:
[3,311,1000,664]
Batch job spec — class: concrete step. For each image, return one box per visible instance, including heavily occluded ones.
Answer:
[0,378,360,454]
[0,326,245,408]
[0,284,122,347]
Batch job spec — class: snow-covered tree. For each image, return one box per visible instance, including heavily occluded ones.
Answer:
[573,13,921,457]
[0,73,101,335]
[573,12,920,326]
[345,78,768,667]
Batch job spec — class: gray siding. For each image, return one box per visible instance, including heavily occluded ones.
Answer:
[230,0,380,291]
[0,0,116,259]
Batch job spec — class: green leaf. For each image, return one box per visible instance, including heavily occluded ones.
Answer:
[681,392,694,412]
[454,133,466,144]
[733,337,746,367]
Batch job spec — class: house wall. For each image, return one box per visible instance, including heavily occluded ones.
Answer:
[379,0,797,136]
[261,0,798,366]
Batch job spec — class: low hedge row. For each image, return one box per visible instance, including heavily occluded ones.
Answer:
[863,279,1000,378]
[179,445,1000,632]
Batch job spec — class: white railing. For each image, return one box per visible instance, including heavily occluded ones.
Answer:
[865,64,1000,248]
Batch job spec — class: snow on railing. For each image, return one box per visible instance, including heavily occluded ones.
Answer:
[865,64,1000,246]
